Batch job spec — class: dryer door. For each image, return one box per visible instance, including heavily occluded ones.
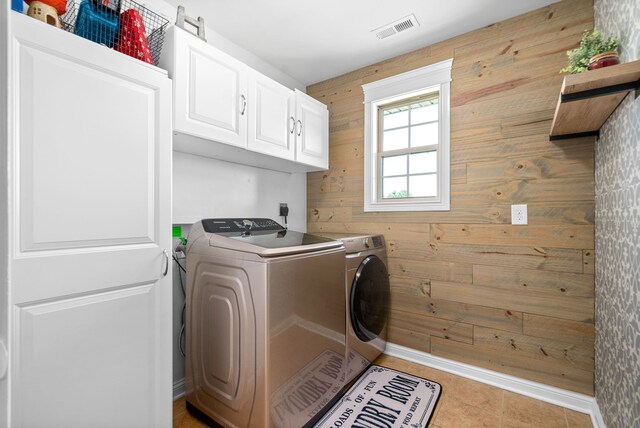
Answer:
[350,255,390,342]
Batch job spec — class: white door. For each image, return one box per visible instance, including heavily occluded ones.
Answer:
[173,27,248,148]
[9,14,172,428]
[295,90,329,169]
[247,71,295,160]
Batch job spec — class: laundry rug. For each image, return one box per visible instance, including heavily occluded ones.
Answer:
[314,365,441,428]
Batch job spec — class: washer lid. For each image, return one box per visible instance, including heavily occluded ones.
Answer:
[201,218,343,257]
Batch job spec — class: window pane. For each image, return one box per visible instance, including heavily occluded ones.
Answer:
[411,122,438,147]
[383,177,408,198]
[409,151,437,174]
[383,108,409,130]
[411,102,438,124]
[409,174,437,197]
[383,128,408,151]
[382,155,407,177]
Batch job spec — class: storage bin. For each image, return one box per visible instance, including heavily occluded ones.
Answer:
[60,0,169,66]
[11,0,23,12]
[74,0,119,47]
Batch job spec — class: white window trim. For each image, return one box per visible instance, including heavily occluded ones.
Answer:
[363,59,452,212]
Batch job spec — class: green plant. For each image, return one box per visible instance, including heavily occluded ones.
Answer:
[560,29,618,74]
[385,190,410,198]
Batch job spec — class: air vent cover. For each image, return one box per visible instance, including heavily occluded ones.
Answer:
[373,14,420,40]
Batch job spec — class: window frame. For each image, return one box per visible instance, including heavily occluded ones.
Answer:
[362,59,452,212]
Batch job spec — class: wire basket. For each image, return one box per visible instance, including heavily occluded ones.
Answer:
[60,0,169,66]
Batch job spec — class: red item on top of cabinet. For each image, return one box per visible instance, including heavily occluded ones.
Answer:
[114,9,153,64]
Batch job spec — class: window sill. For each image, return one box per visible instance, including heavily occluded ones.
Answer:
[364,200,450,212]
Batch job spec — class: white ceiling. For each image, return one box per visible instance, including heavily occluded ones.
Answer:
[164,0,557,86]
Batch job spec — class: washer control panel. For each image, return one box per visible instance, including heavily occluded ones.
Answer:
[371,235,384,248]
[202,218,284,234]
[341,234,385,254]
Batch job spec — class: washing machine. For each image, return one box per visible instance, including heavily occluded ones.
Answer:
[319,234,390,385]
[185,219,347,428]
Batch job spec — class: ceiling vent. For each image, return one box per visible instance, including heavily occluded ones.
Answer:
[373,14,420,40]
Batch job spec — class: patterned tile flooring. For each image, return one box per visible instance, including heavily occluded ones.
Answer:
[173,354,593,428]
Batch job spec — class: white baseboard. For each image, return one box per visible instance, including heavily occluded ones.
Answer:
[385,343,605,428]
[173,378,185,401]
[591,398,606,428]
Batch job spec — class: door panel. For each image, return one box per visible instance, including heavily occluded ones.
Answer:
[295,91,328,169]
[14,285,158,428]
[18,45,156,252]
[174,28,247,148]
[10,13,172,428]
[248,73,294,160]
[190,51,240,132]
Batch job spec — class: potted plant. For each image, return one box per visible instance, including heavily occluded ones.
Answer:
[560,29,619,74]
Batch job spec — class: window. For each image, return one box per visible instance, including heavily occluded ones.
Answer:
[379,93,439,199]
[362,59,452,211]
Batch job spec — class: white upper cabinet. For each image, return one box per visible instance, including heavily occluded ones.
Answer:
[168,25,248,148]
[248,70,295,160]
[294,89,329,169]
[160,26,329,173]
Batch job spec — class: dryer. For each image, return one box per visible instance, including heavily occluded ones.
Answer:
[320,234,390,385]
[185,219,347,428]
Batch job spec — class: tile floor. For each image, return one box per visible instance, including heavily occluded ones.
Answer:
[173,354,593,428]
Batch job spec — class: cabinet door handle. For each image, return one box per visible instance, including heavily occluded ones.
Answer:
[162,250,169,277]
[240,95,247,116]
[289,117,295,134]
[296,119,302,137]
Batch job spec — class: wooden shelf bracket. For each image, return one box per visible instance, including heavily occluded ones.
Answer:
[561,80,640,103]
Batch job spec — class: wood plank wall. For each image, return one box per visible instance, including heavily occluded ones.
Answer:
[306,0,596,395]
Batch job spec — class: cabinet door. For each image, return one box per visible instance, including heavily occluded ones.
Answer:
[248,71,295,160]
[173,27,247,148]
[9,14,172,428]
[295,90,329,169]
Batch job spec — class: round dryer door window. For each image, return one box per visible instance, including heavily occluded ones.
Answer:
[351,255,390,342]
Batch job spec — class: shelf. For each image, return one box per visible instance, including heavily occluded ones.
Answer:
[549,59,640,141]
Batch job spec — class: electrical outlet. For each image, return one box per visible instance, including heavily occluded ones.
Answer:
[279,203,289,217]
[511,204,528,225]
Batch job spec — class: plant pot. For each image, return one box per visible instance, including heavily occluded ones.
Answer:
[588,51,620,70]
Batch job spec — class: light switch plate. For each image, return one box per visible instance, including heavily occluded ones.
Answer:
[511,204,528,225]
